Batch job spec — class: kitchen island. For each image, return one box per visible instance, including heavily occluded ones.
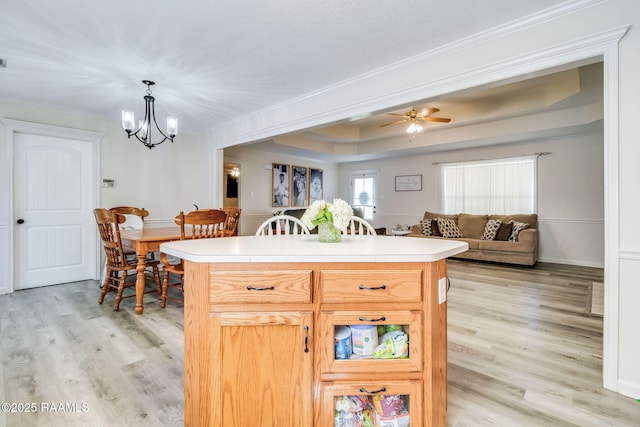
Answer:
[161,234,467,427]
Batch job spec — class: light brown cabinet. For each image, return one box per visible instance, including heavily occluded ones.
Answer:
[183,259,448,426]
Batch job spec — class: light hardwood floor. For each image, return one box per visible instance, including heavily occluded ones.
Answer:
[446,260,639,427]
[1,261,639,426]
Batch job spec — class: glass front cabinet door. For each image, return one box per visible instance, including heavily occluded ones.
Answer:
[318,381,422,427]
[319,311,423,375]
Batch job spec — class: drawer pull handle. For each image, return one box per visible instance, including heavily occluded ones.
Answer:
[246,285,275,291]
[358,316,386,322]
[359,386,387,394]
[304,326,309,353]
[358,284,386,291]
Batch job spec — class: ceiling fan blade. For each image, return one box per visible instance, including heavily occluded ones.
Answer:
[385,112,407,117]
[422,116,451,123]
[379,119,407,127]
[419,107,440,117]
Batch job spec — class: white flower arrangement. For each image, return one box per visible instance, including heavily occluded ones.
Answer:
[301,198,354,231]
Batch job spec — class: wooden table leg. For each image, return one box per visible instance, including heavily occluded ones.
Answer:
[135,252,147,314]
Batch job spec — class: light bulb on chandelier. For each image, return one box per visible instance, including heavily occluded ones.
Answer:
[121,80,178,149]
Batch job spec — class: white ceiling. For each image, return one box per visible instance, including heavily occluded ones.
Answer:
[0,0,602,161]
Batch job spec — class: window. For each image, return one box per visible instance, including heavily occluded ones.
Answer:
[350,171,377,220]
[441,156,536,214]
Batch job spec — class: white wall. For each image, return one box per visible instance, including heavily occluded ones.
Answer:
[223,145,339,235]
[338,132,604,267]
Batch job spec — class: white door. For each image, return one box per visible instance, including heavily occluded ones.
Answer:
[350,171,378,221]
[14,132,97,290]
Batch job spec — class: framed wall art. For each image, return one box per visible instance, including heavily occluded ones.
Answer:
[309,168,323,203]
[395,174,422,192]
[272,163,290,207]
[291,166,309,207]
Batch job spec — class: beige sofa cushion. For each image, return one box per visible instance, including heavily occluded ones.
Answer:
[479,238,532,253]
[423,211,458,222]
[458,214,489,239]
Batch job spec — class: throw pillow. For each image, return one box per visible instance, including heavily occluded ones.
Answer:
[509,220,530,242]
[431,219,442,236]
[481,219,502,240]
[420,219,432,236]
[437,218,462,238]
[496,222,513,241]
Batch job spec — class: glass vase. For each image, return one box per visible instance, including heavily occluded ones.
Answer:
[318,222,341,243]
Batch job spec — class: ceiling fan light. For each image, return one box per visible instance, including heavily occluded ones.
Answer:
[407,123,422,134]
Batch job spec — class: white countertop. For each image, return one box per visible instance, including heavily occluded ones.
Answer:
[160,235,468,263]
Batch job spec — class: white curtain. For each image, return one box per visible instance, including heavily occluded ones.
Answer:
[441,156,536,214]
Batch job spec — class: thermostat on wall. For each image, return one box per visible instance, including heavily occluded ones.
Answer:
[102,178,116,188]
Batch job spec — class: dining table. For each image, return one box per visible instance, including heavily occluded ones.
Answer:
[119,226,183,314]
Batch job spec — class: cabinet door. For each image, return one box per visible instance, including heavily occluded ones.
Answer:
[319,311,422,375]
[213,312,313,427]
[318,381,422,427]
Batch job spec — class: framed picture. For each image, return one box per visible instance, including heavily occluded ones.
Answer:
[272,163,289,207]
[291,166,309,207]
[309,168,323,203]
[395,174,422,191]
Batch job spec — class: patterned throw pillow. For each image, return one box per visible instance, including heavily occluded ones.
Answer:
[508,220,530,242]
[437,218,462,238]
[481,219,502,240]
[420,219,432,236]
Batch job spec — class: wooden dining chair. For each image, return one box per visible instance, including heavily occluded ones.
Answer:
[255,215,310,236]
[344,217,377,235]
[160,209,229,308]
[223,207,241,236]
[109,206,150,255]
[97,206,152,284]
[94,208,161,311]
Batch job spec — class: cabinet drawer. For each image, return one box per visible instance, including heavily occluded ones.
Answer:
[320,270,422,303]
[209,270,312,303]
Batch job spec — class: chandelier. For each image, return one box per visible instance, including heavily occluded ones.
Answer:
[121,80,178,149]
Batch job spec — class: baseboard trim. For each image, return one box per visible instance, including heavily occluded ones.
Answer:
[617,380,640,400]
[538,256,604,268]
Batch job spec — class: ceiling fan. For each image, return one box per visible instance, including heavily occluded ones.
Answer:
[380,107,451,133]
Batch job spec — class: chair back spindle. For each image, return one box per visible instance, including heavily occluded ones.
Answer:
[176,209,229,239]
[255,215,310,236]
[344,217,376,235]
[222,207,241,236]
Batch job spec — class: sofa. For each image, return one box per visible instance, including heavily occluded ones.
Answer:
[409,211,539,266]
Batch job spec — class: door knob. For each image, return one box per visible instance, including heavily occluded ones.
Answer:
[16,219,25,224]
